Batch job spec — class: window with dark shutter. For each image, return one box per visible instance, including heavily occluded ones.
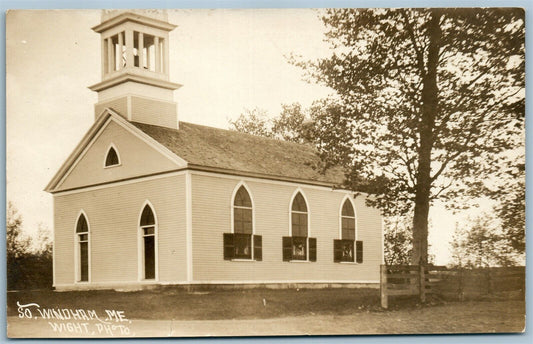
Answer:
[289,192,312,261]
[253,235,262,261]
[223,233,235,260]
[356,240,363,263]
[282,237,293,261]
[105,146,120,167]
[231,185,255,259]
[309,238,317,262]
[335,199,356,262]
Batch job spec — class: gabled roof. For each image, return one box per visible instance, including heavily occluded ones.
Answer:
[132,121,346,186]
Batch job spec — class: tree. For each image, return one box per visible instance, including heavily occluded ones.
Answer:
[229,108,274,138]
[383,215,413,266]
[7,202,53,290]
[7,201,30,259]
[450,214,521,268]
[294,8,525,265]
[492,159,525,254]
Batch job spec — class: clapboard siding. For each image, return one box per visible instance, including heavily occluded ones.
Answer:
[130,96,177,129]
[54,174,186,286]
[94,97,128,120]
[57,120,179,191]
[191,173,382,282]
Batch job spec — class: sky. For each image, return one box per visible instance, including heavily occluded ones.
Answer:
[5,8,500,265]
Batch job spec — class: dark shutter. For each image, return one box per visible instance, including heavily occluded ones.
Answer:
[223,233,235,260]
[282,237,292,261]
[253,235,262,261]
[333,239,342,262]
[356,240,363,263]
[309,237,317,262]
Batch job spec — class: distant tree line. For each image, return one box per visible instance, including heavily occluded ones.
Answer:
[7,202,53,290]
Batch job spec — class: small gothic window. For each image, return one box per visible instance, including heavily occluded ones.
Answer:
[105,146,119,167]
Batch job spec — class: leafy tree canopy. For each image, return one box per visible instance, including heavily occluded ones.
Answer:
[292,8,525,264]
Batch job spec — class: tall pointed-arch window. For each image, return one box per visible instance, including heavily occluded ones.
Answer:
[105,146,120,167]
[140,204,156,279]
[334,198,363,263]
[76,214,89,282]
[282,191,316,262]
[223,184,262,261]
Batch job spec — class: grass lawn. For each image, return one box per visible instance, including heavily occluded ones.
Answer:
[7,287,525,334]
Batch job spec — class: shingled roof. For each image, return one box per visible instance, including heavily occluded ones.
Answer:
[132,121,346,186]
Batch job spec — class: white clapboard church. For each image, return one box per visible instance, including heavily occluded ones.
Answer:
[45,10,383,290]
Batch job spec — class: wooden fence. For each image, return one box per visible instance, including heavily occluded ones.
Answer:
[380,265,525,309]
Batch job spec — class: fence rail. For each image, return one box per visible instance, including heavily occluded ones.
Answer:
[380,265,525,309]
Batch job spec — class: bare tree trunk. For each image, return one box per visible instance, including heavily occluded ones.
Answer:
[411,10,442,266]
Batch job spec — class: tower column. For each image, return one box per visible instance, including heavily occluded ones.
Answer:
[138,32,144,69]
[107,38,113,72]
[118,32,123,70]
[155,36,160,73]
[125,29,134,68]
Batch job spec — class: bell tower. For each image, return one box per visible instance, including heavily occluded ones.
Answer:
[89,10,181,129]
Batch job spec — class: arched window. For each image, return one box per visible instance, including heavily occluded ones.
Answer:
[105,145,120,167]
[76,213,89,282]
[223,184,262,261]
[233,186,253,258]
[334,198,362,263]
[140,204,156,279]
[282,191,316,262]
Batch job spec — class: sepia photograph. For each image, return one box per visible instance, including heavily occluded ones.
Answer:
[5,6,526,339]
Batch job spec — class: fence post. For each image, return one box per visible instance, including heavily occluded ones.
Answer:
[486,268,492,295]
[380,265,388,309]
[458,268,464,301]
[419,264,426,303]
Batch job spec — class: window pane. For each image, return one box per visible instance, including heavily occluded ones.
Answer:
[144,236,155,279]
[342,200,355,217]
[234,186,252,207]
[140,205,155,226]
[105,147,119,166]
[79,234,88,241]
[341,240,354,262]
[144,227,155,236]
[79,242,88,281]
[291,193,307,212]
[234,234,252,259]
[234,208,252,234]
[292,236,307,260]
[292,213,308,237]
[342,217,355,240]
[76,215,88,233]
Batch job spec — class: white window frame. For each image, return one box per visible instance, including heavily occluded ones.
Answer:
[288,188,311,262]
[103,142,121,168]
[74,210,91,283]
[137,200,159,281]
[230,181,256,261]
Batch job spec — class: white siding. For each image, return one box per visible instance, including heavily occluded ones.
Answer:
[54,174,186,287]
[191,173,382,283]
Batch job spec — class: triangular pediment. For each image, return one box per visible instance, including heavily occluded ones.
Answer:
[45,109,187,193]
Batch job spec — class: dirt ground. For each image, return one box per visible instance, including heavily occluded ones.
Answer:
[7,298,525,337]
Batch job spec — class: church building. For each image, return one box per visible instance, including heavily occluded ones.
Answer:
[45,10,383,290]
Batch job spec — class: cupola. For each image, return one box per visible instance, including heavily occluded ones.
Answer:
[89,10,181,129]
